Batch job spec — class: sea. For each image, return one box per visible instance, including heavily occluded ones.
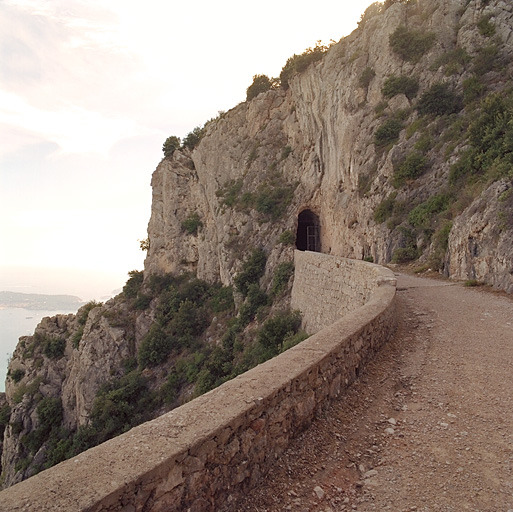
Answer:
[0,307,79,393]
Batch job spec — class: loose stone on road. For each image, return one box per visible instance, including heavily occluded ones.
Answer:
[234,273,513,512]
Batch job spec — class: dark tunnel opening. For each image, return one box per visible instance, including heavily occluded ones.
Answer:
[296,210,320,252]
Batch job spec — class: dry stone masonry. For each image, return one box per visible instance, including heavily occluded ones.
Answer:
[0,254,396,511]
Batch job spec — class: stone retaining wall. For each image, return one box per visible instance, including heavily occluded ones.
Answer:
[0,253,396,512]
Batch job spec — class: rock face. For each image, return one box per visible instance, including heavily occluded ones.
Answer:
[2,0,513,490]
[145,0,513,293]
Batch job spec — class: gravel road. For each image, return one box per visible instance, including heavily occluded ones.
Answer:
[235,273,513,512]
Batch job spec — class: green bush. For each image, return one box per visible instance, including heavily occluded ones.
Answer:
[417,83,462,117]
[473,44,500,75]
[430,47,471,75]
[374,118,403,146]
[408,194,450,229]
[138,325,173,368]
[359,67,375,89]
[271,262,294,296]
[254,186,294,220]
[429,220,452,270]
[162,136,181,157]
[123,270,144,299]
[247,74,273,101]
[210,285,234,313]
[21,397,63,455]
[0,404,11,438]
[463,76,486,104]
[234,249,267,296]
[238,284,268,326]
[90,371,155,444]
[9,368,25,383]
[42,336,66,359]
[374,193,397,223]
[77,301,102,326]
[382,75,419,100]
[389,25,436,63]
[258,311,302,355]
[279,230,295,245]
[181,212,203,235]
[134,294,152,310]
[477,15,495,37]
[216,179,243,208]
[280,42,329,89]
[392,152,427,188]
[450,93,513,185]
[182,126,206,150]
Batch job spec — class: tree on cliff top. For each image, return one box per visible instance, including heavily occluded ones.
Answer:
[162,136,181,157]
[246,74,274,101]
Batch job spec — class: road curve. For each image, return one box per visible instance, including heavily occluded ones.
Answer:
[232,273,513,512]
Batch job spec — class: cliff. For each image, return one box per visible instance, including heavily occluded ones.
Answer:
[146,0,513,293]
[2,0,513,489]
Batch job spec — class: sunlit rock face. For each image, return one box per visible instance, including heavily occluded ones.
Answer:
[145,0,513,293]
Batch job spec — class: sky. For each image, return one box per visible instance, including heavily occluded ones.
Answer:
[0,0,375,301]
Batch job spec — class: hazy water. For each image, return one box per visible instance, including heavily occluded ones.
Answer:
[0,308,77,392]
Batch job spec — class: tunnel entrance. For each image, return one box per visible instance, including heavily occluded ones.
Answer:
[296,210,320,252]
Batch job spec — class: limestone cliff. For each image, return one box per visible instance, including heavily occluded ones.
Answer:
[146,0,513,293]
[2,0,513,489]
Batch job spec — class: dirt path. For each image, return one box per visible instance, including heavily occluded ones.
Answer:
[235,273,513,512]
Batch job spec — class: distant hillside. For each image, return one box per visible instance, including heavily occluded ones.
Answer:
[0,291,84,311]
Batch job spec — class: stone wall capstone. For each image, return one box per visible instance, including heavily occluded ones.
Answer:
[0,253,396,512]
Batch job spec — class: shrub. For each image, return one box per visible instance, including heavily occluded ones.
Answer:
[473,44,500,75]
[210,285,234,313]
[217,179,243,208]
[359,67,375,89]
[271,262,294,296]
[77,301,102,326]
[279,230,295,245]
[123,270,144,299]
[389,26,436,63]
[382,75,419,100]
[162,136,181,157]
[451,93,513,185]
[408,194,450,229]
[280,41,330,89]
[42,336,66,359]
[374,193,397,223]
[258,311,302,355]
[9,368,25,383]
[429,220,452,270]
[254,185,294,220]
[138,325,173,368]
[417,83,462,117]
[234,249,267,297]
[430,47,471,75]
[181,212,203,235]
[477,15,495,37]
[392,227,418,263]
[374,118,403,146]
[463,76,486,104]
[90,370,155,444]
[0,404,11,438]
[239,284,268,326]
[392,152,427,188]
[358,2,383,28]
[247,74,273,101]
[134,294,152,310]
[182,126,205,150]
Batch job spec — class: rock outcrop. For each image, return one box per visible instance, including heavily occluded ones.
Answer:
[2,0,513,489]
[145,0,513,293]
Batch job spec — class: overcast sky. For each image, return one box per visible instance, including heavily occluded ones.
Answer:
[0,0,374,300]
